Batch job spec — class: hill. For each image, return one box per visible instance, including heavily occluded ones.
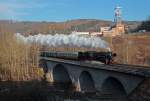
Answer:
[0,19,140,35]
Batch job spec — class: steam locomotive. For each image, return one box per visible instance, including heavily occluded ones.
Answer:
[40,51,116,64]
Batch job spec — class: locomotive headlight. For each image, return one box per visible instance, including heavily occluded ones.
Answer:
[113,53,117,57]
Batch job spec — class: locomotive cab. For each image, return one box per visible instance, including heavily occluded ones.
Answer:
[95,52,116,64]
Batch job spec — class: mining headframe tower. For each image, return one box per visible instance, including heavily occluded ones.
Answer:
[101,6,126,37]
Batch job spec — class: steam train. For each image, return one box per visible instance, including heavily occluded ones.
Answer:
[40,51,116,64]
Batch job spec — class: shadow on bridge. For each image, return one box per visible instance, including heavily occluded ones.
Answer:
[79,71,96,93]
[53,64,73,91]
[101,77,127,98]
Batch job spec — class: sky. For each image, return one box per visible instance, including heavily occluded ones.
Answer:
[0,0,150,22]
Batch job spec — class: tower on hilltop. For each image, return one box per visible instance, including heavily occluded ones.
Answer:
[113,6,125,36]
[114,6,122,25]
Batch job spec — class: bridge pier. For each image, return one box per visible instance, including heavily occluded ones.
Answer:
[73,79,81,92]
[45,71,53,82]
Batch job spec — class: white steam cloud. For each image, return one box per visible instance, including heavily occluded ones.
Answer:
[15,33,110,49]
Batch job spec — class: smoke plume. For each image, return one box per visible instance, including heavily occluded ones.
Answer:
[15,33,110,50]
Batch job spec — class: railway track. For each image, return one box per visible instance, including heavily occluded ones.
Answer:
[41,57,150,77]
[108,64,150,77]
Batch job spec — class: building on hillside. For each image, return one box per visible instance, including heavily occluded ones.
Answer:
[90,32,103,37]
[71,31,90,37]
[72,31,103,37]
[100,27,113,36]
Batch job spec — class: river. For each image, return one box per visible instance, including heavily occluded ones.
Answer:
[0,81,128,101]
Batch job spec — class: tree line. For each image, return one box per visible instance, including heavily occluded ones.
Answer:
[136,17,150,32]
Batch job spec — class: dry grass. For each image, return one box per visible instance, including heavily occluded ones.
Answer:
[0,33,44,81]
[110,34,150,66]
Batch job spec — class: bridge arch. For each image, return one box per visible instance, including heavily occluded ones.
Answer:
[79,71,95,92]
[53,64,73,91]
[101,77,127,97]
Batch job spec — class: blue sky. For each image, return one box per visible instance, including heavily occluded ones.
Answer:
[0,0,150,21]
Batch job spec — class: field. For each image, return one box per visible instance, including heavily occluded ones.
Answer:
[109,33,150,66]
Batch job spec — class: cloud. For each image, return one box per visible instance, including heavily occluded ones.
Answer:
[0,0,48,20]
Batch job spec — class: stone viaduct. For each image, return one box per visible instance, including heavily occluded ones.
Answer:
[40,57,150,98]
